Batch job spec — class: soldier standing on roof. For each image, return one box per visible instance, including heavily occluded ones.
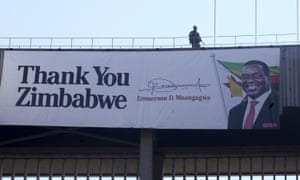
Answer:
[189,25,202,48]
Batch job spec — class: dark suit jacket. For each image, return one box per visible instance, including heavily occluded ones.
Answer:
[228,94,279,129]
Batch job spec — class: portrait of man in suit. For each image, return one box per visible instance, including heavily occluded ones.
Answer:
[228,60,279,129]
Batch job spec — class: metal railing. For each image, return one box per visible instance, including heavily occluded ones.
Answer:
[1,153,300,180]
[0,33,298,49]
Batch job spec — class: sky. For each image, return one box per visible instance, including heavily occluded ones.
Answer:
[0,0,298,42]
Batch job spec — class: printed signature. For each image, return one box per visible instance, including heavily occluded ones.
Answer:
[139,78,211,94]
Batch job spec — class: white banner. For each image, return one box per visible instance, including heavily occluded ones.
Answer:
[0,48,280,129]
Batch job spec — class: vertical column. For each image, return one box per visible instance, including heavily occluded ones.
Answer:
[213,0,217,47]
[153,153,163,180]
[139,129,153,180]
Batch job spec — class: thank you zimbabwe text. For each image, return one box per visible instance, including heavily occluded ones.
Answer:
[16,65,130,109]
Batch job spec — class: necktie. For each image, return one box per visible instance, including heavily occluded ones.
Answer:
[244,100,259,129]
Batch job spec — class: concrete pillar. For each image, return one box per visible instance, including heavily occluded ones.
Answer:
[153,153,163,180]
[139,129,153,180]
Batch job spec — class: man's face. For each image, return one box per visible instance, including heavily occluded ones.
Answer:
[241,64,270,99]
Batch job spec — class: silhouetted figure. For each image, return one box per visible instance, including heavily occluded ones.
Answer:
[189,25,202,48]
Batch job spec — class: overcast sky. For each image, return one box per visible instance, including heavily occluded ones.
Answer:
[0,0,298,39]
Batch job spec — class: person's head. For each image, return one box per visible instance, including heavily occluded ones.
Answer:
[240,60,271,99]
[193,25,197,31]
